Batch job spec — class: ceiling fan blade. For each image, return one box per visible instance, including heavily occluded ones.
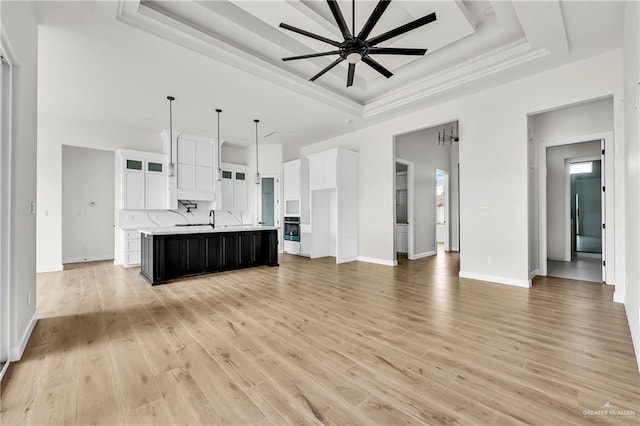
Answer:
[279,23,342,47]
[367,12,437,46]
[362,56,393,78]
[357,0,391,40]
[282,51,341,61]
[367,47,427,56]
[327,0,352,40]
[310,57,345,81]
[347,63,356,87]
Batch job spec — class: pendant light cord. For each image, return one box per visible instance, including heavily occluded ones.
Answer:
[254,119,260,181]
[167,96,175,176]
[216,109,222,171]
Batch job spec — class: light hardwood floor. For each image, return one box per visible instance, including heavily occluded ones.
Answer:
[1,252,639,425]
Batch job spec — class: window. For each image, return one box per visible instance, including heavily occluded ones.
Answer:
[570,162,593,175]
[126,159,143,170]
[148,162,163,172]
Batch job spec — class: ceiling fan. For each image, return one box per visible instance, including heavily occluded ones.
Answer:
[279,0,437,87]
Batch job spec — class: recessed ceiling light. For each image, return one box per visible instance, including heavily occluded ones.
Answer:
[345,119,353,123]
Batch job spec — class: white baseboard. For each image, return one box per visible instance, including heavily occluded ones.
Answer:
[36,264,63,273]
[459,270,531,288]
[529,269,539,280]
[357,256,397,266]
[10,310,38,361]
[613,290,624,304]
[411,251,437,260]
[547,257,568,262]
[63,254,114,264]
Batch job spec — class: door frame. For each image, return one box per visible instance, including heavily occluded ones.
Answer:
[436,169,450,252]
[538,131,614,284]
[394,159,415,260]
[257,172,280,229]
[0,41,13,377]
[564,154,601,261]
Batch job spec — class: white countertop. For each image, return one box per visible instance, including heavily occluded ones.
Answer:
[139,225,279,236]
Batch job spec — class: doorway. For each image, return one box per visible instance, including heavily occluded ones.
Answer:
[539,137,612,284]
[394,160,414,261]
[393,121,460,265]
[61,146,115,264]
[435,169,450,253]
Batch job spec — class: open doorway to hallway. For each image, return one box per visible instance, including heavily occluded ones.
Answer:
[393,121,460,266]
[435,169,450,255]
[528,96,615,286]
[546,145,603,283]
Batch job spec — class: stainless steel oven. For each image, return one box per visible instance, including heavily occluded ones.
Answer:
[284,217,300,242]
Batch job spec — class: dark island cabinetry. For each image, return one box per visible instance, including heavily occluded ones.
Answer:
[140,229,278,285]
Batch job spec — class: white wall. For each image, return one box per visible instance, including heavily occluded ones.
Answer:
[61,146,115,263]
[545,141,600,260]
[36,113,162,272]
[222,144,247,165]
[531,97,614,141]
[1,0,39,360]
[395,127,452,257]
[300,49,624,287]
[623,0,640,370]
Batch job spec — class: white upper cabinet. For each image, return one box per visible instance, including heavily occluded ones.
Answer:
[177,139,196,165]
[124,169,145,210]
[145,160,166,210]
[283,160,301,201]
[308,150,337,191]
[162,130,220,206]
[219,164,248,211]
[117,149,167,210]
[196,142,214,167]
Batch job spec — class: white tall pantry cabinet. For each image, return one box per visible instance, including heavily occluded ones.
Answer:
[307,148,358,264]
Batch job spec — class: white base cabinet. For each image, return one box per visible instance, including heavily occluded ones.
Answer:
[123,230,141,267]
[396,224,408,254]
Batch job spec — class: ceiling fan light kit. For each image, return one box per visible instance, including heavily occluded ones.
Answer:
[280,0,437,87]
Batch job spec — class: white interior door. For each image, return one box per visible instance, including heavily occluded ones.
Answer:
[258,173,280,227]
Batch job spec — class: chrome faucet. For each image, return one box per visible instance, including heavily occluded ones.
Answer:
[209,210,215,228]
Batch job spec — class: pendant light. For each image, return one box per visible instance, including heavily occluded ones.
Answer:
[215,108,222,181]
[254,119,260,184]
[167,96,175,177]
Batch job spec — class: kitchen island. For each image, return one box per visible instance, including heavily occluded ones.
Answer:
[139,225,279,285]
